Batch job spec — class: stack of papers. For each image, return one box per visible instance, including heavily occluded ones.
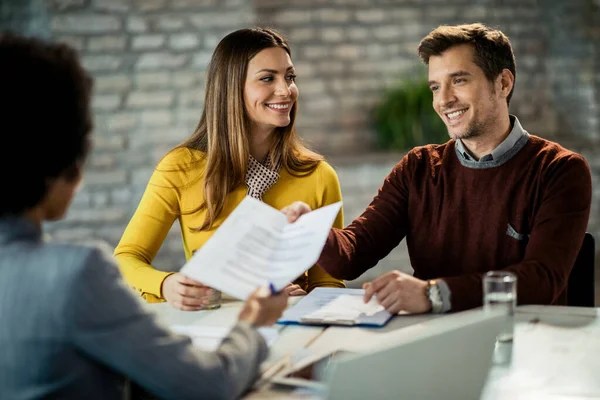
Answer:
[171,325,279,351]
[180,196,342,300]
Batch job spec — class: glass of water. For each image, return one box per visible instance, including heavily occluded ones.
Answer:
[190,249,222,310]
[202,289,222,310]
[483,271,516,365]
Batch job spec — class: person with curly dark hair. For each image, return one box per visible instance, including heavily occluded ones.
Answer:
[0,32,288,400]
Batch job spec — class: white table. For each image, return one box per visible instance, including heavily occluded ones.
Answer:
[145,301,600,399]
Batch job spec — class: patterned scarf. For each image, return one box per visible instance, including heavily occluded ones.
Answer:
[245,153,281,200]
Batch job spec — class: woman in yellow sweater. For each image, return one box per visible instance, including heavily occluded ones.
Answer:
[114,27,345,310]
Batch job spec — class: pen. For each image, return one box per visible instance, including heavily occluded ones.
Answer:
[269,282,280,296]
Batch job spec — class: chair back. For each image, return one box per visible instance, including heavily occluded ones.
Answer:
[567,232,595,307]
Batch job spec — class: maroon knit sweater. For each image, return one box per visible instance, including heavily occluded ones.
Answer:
[319,135,592,311]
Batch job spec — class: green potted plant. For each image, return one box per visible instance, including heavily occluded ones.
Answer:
[372,77,448,151]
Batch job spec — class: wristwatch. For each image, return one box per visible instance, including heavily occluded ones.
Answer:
[425,279,443,313]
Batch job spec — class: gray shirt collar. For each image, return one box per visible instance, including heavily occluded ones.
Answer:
[455,115,527,162]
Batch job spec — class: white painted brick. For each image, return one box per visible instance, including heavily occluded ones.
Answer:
[135,71,171,89]
[170,0,217,9]
[133,0,168,12]
[95,75,132,93]
[140,110,174,127]
[88,35,127,52]
[89,154,117,168]
[172,71,204,88]
[82,55,122,72]
[52,15,121,33]
[91,0,131,13]
[132,34,166,50]
[373,25,404,40]
[189,12,253,28]
[355,9,386,23]
[93,134,127,151]
[93,94,122,111]
[315,9,352,23]
[111,187,133,205]
[106,113,138,132]
[91,191,110,207]
[85,170,127,185]
[156,16,186,31]
[191,52,213,68]
[55,35,85,51]
[320,27,345,42]
[67,207,127,223]
[347,27,370,41]
[298,81,326,95]
[126,91,174,108]
[333,44,362,59]
[303,45,329,59]
[126,16,148,33]
[293,62,315,76]
[178,90,204,106]
[50,228,95,242]
[169,33,200,50]
[273,10,311,25]
[49,0,86,11]
[136,52,188,70]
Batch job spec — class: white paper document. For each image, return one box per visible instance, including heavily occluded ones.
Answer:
[279,288,393,327]
[171,325,279,351]
[482,319,600,400]
[180,196,343,300]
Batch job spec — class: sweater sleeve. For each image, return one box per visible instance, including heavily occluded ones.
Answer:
[443,154,592,311]
[114,152,185,302]
[306,162,345,291]
[318,155,412,280]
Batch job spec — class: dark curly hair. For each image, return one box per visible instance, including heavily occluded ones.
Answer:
[0,32,93,216]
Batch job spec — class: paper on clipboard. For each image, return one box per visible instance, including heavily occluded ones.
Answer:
[278,288,393,327]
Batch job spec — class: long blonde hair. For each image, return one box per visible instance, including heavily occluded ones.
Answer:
[178,27,322,231]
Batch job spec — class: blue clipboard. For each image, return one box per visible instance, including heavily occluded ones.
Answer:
[277,288,393,327]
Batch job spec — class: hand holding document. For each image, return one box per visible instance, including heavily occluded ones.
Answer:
[180,196,342,300]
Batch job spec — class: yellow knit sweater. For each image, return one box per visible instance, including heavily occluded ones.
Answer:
[114,147,345,302]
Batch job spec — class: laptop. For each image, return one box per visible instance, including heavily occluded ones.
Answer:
[273,309,506,400]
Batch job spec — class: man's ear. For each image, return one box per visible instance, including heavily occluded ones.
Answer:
[498,68,514,99]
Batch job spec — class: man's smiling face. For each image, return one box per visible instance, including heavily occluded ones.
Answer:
[428,44,503,140]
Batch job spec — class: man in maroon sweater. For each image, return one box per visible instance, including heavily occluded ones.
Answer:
[282,23,592,314]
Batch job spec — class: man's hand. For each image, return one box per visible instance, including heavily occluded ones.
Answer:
[280,201,312,223]
[363,270,431,314]
[283,283,307,296]
[161,273,214,311]
[238,287,289,327]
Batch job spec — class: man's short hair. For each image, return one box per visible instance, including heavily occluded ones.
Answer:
[0,32,93,216]
[418,23,516,105]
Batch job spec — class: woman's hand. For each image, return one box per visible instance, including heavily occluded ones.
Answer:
[161,273,214,311]
[283,283,307,296]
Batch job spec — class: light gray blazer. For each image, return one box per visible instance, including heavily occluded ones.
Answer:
[0,216,267,400]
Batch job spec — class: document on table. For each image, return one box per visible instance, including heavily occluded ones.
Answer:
[278,288,393,327]
[171,325,279,351]
[180,196,342,300]
[481,318,600,400]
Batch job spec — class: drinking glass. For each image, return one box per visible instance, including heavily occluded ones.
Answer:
[202,289,222,310]
[483,271,517,365]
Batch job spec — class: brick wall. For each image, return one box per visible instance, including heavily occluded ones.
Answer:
[3,1,597,291]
